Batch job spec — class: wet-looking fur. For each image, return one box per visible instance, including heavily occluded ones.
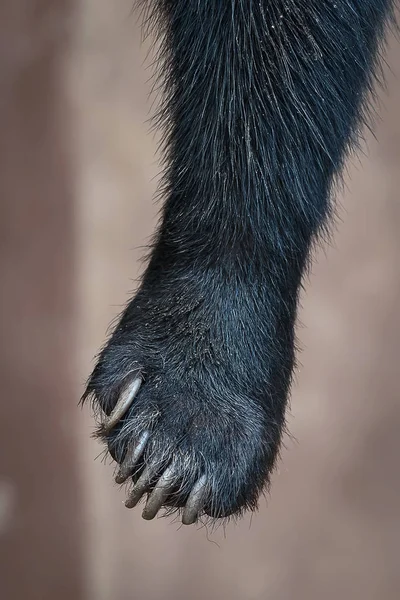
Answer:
[82,1,395,525]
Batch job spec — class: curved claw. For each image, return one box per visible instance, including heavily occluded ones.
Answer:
[115,431,150,484]
[142,466,176,521]
[103,377,141,432]
[182,475,207,525]
[125,465,155,509]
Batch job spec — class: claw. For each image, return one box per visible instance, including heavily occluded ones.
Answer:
[182,475,207,525]
[115,431,150,484]
[125,465,154,509]
[142,466,176,521]
[103,377,141,432]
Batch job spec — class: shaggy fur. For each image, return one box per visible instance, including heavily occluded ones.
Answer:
[83,1,395,524]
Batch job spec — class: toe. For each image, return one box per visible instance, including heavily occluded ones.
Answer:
[115,430,150,484]
[182,475,207,525]
[103,377,141,432]
[125,464,156,509]
[141,465,177,520]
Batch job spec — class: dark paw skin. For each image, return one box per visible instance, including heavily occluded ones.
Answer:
[82,259,296,525]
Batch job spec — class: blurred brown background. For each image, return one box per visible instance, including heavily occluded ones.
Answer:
[1,1,399,599]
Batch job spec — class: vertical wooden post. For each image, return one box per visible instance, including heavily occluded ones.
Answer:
[0,2,83,599]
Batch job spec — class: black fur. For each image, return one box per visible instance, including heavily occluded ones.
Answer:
[83,1,395,523]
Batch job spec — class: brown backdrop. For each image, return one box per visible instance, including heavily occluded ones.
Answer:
[0,2,84,600]
[1,2,400,599]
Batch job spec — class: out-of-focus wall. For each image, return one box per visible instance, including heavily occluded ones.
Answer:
[1,1,400,599]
